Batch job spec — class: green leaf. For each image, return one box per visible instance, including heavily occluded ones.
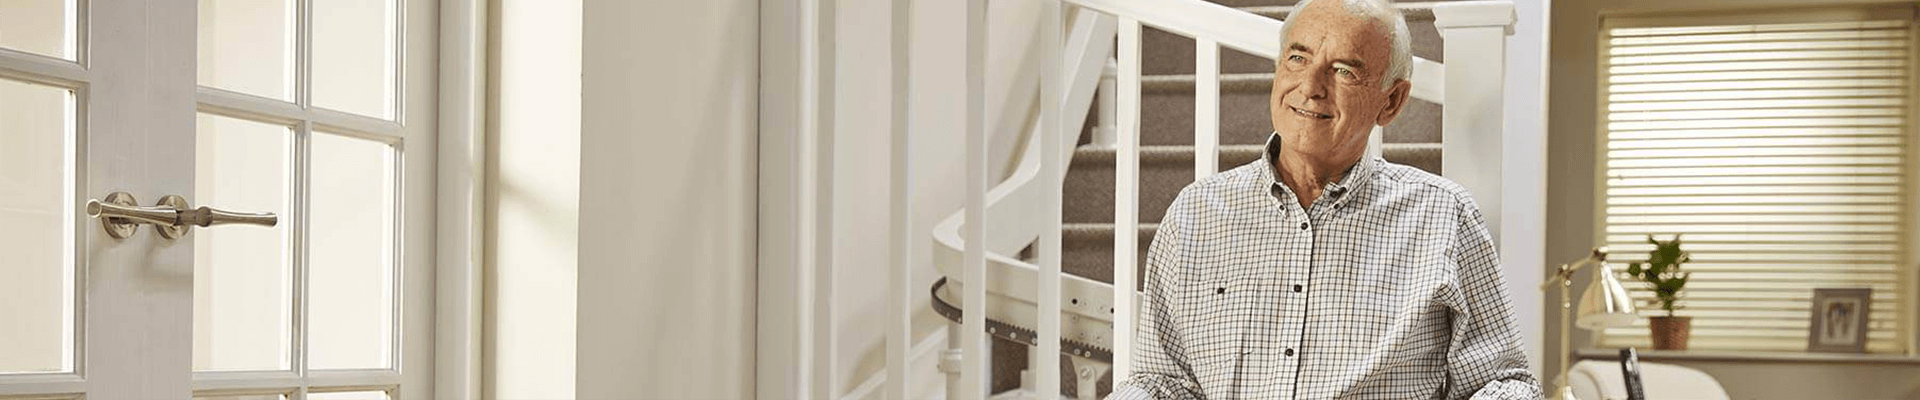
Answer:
[1627,262,1642,276]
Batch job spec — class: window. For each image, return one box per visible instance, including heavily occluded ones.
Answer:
[196,0,409,395]
[1598,9,1916,353]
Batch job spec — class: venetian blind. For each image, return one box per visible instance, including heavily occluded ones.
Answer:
[1598,15,1915,353]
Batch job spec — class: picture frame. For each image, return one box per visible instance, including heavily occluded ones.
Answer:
[1807,288,1872,353]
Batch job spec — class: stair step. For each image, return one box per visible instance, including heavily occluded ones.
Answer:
[1142,73,1273,94]
[1064,143,1440,224]
[1131,87,1443,147]
[1140,26,1281,76]
[1070,144,1265,167]
[1061,223,1156,285]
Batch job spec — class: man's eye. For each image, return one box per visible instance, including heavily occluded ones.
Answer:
[1288,55,1306,63]
[1336,68,1354,78]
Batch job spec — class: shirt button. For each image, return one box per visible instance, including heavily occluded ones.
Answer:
[1293,284,1303,293]
[1285,348,1296,356]
[1298,222,1309,231]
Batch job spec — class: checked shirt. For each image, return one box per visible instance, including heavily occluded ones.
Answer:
[1107,133,1541,400]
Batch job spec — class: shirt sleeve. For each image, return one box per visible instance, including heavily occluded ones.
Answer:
[1445,199,1545,400]
[1105,198,1203,400]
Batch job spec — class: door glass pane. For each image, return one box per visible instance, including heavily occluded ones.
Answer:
[312,0,396,119]
[0,77,75,374]
[307,390,389,400]
[307,131,395,369]
[0,0,75,60]
[198,0,294,100]
[193,113,293,371]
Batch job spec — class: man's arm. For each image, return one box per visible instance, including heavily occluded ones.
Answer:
[1445,200,1544,400]
[1105,200,1202,400]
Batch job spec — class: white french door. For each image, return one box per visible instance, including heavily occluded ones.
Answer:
[0,0,436,398]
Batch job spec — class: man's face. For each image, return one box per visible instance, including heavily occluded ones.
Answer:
[1269,1,1411,166]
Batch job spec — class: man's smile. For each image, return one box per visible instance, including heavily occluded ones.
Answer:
[1289,105,1333,120]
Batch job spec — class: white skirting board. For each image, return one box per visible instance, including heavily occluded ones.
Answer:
[842,325,952,400]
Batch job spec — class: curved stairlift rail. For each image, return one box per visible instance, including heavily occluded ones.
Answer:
[917,1,1523,398]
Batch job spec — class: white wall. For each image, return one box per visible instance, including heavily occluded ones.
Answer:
[577,0,759,398]
[827,0,1051,396]
[485,0,580,397]
[487,0,759,399]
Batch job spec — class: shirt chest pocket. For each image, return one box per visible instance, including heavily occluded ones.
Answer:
[1174,278,1279,392]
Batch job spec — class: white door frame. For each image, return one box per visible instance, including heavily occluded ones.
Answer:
[756,0,826,398]
[433,0,485,398]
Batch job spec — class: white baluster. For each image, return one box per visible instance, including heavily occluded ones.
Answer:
[1113,17,1143,381]
[1369,125,1383,160]
[1095,62,1118,147]
[1038,0,1065,399]
[1196,39,1220,179]
[886,0,913,398]
[963,0,991,398]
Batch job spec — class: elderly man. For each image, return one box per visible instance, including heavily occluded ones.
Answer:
[1105,0,1540,399]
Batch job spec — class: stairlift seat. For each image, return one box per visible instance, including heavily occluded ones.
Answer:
[1566,359,1729,400]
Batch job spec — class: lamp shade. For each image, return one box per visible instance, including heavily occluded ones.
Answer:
[1575,262,1638,330]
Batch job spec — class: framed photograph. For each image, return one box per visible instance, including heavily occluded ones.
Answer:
[1807,288,1872,353]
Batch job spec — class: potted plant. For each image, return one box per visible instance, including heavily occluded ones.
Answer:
[1627,234,1692,350]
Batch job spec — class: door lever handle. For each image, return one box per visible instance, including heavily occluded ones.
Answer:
[86,191,278,239]
[177,202,279,228]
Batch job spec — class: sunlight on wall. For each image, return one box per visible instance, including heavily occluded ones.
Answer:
[486,0,583,398]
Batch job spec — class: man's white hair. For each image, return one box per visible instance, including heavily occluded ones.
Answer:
[1278,0,1411,88]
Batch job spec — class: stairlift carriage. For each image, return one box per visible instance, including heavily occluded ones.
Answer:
[925,0,1527,399]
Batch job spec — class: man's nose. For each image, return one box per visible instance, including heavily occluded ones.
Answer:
[1302,67,1331,100]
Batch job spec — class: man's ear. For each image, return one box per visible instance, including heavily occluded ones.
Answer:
[1374,78,1413,126]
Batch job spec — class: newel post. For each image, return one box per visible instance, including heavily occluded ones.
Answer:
[1435,0,1545,380]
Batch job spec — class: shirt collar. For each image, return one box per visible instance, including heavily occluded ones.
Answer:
[1258,131,1379,208]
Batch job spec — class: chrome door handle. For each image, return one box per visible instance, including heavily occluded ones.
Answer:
[86,191,278,239]
[177,203,278,228]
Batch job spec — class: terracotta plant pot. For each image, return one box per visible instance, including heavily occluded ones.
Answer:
[1649,316,1692,350]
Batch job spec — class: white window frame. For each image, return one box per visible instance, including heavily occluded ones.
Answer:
[435,0,486,398]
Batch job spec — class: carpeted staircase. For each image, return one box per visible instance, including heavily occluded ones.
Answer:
[992,1,1454,397]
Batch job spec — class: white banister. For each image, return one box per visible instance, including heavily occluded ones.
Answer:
[1113,17,1143,380]
[1196,39,1220,179]
[1064,9,1118,153]
[1064,0,1448,103]
[885,0,912,398]
[962,0,991,398]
